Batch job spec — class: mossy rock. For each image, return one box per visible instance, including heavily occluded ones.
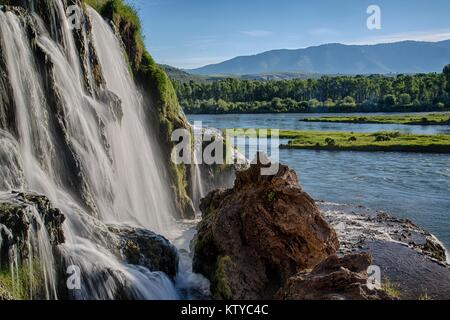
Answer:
[108,225,179,278]
[213,256,233,300]
[0,260,48,300]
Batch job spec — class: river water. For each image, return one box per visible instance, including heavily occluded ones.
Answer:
[188,112,450,250]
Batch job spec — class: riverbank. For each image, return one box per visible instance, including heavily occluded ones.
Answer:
[277,130,450,153]
[301,113,450,125]
[319,201,450,299]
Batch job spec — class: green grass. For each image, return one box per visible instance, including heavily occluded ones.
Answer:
[301,113,450,125]
[281,130,450,153]
[213,256,233,300]
[382,279,401,298]
[82,0,108,11]
[0,260,45,300]
[225,129,450,153]
[418,293,432,300]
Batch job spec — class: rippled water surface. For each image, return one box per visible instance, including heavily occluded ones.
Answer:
[189,112,450,134]
[188,113,450,249]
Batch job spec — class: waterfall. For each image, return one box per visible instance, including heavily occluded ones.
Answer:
[0,2,198,299]
[190,125,206,210]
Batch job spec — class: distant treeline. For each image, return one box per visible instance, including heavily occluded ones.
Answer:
[173,65,450,114]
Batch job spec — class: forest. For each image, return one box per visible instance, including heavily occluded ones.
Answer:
[174,65,450,114]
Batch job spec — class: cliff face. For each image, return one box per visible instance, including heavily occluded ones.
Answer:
[86,0,194,218]
[82,0,194,218]
[0,0,194,218]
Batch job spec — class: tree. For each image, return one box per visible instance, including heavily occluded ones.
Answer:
[383,94,397,107]
[444,64,450,94]
[172,71,448,114]
[341,96,356,108]
[398,93,411,106]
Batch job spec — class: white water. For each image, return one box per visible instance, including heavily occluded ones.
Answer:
[0,3,203,300]
[0,193,58,299]
[190,125,206,209]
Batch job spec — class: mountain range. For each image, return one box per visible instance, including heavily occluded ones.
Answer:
[188,40,450,75]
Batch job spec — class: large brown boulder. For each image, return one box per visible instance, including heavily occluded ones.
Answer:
[192,161,339,299]
[276,253,394,300]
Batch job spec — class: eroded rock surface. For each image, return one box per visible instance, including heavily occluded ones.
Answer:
[108,225,179,279]
[0,191,65,263]
[0,191,66,299]
[192,161,339,299]
[276,253,393,300]
[320,202,450,299]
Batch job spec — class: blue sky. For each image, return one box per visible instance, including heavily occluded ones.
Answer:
[126,0,450,69]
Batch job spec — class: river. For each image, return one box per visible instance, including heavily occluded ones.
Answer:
[188,112,450,250]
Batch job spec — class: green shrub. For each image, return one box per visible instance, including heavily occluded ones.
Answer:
[325,137,336,146]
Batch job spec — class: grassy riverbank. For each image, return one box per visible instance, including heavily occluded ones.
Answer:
[226,129,450,153]
[277,130,450,153]
[301,113,450,125]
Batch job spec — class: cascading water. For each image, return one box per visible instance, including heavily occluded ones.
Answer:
[190,125,206,210]
[0,1,207,300]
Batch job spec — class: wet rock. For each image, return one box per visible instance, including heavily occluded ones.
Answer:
[319,201,450,299]
[276,253,394,300]
[108,225,179,278]
[422,236,447,262]
[192,160,339,299]
[0,191,65,264]
[0,191,65,299]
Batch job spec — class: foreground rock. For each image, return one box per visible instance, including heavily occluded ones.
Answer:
[0,191,65,262]
[276,253,393,300]
[320,202,450,299]
[0,191,65,299]
[192,160,339,299]
[108,225,179,279]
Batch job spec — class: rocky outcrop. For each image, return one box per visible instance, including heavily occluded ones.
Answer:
[320,202,450,299]
[192,160,339,299]
[0,191,65,262]
[0,191,65,299]
[276,253,393,300]
[108,225,179,278]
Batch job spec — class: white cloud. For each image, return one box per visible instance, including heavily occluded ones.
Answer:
[240,30,274,37]
[350,30,450,45]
